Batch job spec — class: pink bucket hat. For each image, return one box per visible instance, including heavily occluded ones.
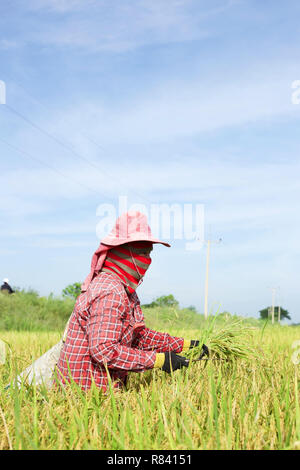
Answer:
[81,211,170,292]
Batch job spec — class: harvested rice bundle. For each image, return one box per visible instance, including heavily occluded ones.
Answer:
[185,318,259,361]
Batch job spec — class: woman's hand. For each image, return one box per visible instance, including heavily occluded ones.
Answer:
[154,351,189,373]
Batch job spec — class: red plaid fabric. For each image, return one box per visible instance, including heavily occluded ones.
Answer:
[56,272,184,391]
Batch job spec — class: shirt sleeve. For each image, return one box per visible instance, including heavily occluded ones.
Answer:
[87,290,156,371]
[132,327,184,353]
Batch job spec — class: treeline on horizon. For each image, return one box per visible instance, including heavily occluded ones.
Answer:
[0,288,296,332]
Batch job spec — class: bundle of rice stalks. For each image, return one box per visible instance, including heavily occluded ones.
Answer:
[185,317,260,362]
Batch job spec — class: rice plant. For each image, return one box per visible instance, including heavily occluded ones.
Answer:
[0,312,300,450]
[185,316,261,362]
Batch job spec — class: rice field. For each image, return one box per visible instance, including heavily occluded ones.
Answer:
[0,316,300,451]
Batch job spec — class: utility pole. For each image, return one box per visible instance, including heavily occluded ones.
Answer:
[271,288,276,325]
[277,288,281,323]
[204,237,222,320]
[204,240,211,320]
[268,286,280,325]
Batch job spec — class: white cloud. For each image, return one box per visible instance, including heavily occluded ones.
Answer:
[26,238,93,248]
[0,248,18,256]
[0,221,95,238]
[0,195,50,216]
[39,57,298,146]
[27,0,96,13]
[0,157,299,238]
[0,39,19,50]
[1,158,299,200]
[22,0,237,52]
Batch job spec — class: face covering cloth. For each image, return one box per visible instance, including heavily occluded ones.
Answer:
[102,241,153,294]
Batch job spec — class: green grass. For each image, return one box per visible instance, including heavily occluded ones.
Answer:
[0,291,74,331]
[0,292,299,450]
[0,290,261,332]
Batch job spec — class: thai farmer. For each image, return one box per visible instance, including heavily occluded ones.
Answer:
[56,212,205,392]
[0,278,14,294]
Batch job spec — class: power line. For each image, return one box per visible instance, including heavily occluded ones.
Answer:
[2,80,152,204]
[0,136,113,201]
[5,104,138,196]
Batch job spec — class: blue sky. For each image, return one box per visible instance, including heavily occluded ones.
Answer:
[0,0,300,322]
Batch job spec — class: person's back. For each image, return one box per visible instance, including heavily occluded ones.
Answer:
[0,279,14,294]
[56,270,146,391]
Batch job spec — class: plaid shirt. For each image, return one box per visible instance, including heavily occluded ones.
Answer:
[56,272,184,391]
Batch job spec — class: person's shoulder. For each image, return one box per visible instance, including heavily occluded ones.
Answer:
[89,272,126,301]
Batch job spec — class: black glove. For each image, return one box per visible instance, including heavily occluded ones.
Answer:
[199,344,209,359]
[162,351,189,373]
[190,341,209,359]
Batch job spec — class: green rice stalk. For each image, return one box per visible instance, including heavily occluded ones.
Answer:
[185,317,260,362]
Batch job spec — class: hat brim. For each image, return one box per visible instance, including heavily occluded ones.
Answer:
[101,235,170,248]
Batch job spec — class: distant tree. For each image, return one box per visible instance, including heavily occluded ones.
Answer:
[142,295,180,309]
[259,306,291,321]
[187,305,197,312]
[62,282,82,300]
[149,295,179,308]
[219,311,232,319]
